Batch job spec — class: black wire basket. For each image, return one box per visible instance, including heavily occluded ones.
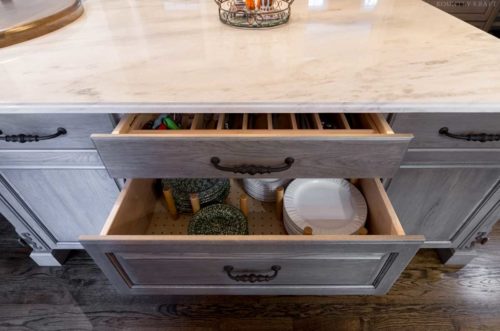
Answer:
[215,0,294,29]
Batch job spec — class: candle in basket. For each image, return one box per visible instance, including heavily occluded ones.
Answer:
[245,0,256,10]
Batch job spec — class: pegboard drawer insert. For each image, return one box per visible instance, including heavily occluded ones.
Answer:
[80,177,424,295]
[98,178,409,237]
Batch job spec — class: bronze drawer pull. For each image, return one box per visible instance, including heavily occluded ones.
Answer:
[0,127,67,143]
[223,265,281,283]
[439,127,500,143]
[211,157,294,175]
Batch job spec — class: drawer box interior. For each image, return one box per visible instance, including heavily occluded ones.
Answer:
[115,113,394,135]
[102,177,406,238]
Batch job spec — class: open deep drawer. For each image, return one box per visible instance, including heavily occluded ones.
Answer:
[80,178,424,295]
[92,113,413,178]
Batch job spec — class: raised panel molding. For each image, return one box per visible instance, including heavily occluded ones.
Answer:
[455,180,500,248]
[0,190,50,251]
[0,174,58,247]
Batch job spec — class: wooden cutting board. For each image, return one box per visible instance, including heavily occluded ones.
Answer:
[0,0,83,48]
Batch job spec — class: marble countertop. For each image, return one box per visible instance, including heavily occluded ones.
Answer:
[1,0,500,113]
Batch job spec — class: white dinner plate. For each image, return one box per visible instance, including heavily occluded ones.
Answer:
[283,209,302,233]
[284,179,367,235]
[283,209,302,235]
[242,178,291,202]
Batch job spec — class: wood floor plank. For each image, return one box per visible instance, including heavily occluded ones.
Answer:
[1,216,500,330]
[219,319,293,331]
[0,304,93,331]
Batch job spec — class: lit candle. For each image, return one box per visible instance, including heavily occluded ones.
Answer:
[245,0,255,10]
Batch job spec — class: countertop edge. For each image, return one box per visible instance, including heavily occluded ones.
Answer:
[1,102,500,114]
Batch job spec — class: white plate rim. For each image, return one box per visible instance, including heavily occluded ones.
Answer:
[284,179,367,235]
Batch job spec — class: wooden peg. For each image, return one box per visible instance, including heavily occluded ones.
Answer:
[358,227,368,235]
[349,178,359,186]
[240,194,249,217]
[275,186,284,221]
[163,187,178,220]
[190,193,200,213]
[303,226,313,235]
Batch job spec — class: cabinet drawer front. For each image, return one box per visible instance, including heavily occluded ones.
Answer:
[80,178,423,295]
[92,113,412,178]
[0,114,115,149]
[93,137,411,178]
[81,241,419,295]
[391,113,500,150]
[113,253,389,286]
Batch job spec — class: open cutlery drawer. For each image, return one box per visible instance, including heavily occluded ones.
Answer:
[91,113,413,178]
[80,178,424,295]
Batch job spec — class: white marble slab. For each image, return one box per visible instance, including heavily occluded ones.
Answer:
[1,0,500,113]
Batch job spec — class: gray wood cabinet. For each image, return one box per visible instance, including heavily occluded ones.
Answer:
[0,169,119,247]
[0,114,120,265]
[386,168,500,248]
[387,113,500,264]
[1,111,498,293]
[0,168,119,266]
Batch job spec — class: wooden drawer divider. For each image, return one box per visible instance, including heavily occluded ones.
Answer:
[116,113,386,136]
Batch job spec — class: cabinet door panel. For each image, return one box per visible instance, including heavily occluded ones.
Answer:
[387,168,500,246]
[0,169,118,244]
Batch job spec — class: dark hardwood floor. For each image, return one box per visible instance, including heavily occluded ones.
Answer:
[1,216,500,331]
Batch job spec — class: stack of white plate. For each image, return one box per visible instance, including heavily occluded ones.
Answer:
[283,179,367,235]
[242,178,291,202]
